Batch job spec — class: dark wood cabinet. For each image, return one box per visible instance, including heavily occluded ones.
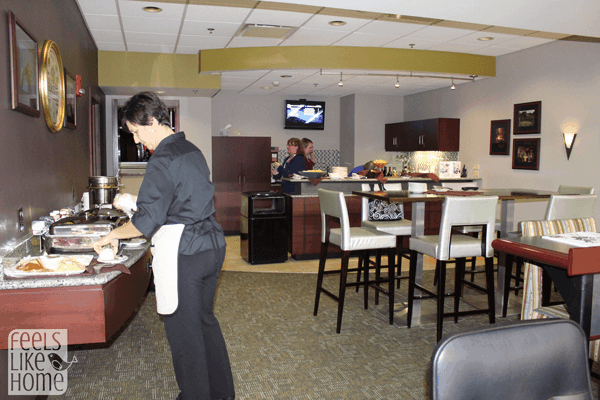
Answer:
[385,118,459,151]
[212,136,271,233]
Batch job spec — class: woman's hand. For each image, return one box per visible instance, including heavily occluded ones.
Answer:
[271,162,280,175]
[93,233,119,258]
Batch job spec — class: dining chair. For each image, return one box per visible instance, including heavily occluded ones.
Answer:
[406,195,499,342]
[511,217,600,364]
[440,182,501,283]
[558,184,595,194]
[544,194,596,220]
[430,319,593,400]
[314,188,397,333]
[358,183,412,293]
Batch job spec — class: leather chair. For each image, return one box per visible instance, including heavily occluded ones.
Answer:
[558,185,595,194]
[359,183,411,293]
[430,319,593,400]
[544,194,597,220]
[407,195,498,342]
[314,189,397,333]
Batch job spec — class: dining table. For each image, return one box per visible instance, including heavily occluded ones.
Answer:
[351,188,564,326]
[492,235,600,340]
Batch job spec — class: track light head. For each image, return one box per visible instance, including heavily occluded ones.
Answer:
[450,78,456,90]
[395,75,400,88]
[338,72,343,87]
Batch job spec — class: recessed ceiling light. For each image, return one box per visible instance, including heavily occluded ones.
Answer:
[280,75,292,78]
[142,6,162,13]
[477,36,494,41]
[261,86,272,90]
[329,20,347,26]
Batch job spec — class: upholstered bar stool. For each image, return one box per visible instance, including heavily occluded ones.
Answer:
[557,185,595,194]
[407,195,499,342]
[358,183,412,292]
[544,194,597,220]
[314,189,397,333]
[440,182,501,283]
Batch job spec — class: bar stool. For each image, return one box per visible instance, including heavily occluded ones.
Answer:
[440,182,501,283]
[314,189,397,333]
[358,183,412,292]
[406,195,498,342]
[557,185,595,194]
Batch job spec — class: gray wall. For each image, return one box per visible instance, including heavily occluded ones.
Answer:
[339,94,355,169]
[404,40,600,227]
[0,0,102,252]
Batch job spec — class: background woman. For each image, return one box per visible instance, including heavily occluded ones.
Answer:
[272,137,305,194]
[301,138,316,170]
[93,91,234,400]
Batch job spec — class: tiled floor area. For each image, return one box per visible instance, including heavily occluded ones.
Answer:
[222,235,450,274]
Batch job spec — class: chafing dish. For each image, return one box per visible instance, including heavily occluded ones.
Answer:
[44,207,128,253]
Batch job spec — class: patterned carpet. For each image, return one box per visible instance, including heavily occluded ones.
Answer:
[49,270,598,399]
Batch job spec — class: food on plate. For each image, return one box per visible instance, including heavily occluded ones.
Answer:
[15,256,87,273]
[373,159,387,165]
[303,169,323,172]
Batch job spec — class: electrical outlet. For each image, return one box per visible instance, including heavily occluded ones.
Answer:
[72,186,76,202]
[473,164,480,170]
[17,207,24,232]
[234,129,241,136]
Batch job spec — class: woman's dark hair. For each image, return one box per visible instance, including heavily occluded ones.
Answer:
[121,91,171,129]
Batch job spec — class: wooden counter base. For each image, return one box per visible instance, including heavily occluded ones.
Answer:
[0,250,152,349]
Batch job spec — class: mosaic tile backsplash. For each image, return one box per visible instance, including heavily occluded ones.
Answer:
[278,150,457,174]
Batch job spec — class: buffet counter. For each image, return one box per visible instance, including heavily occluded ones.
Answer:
[0,237,152,348]
[282,176,481,195]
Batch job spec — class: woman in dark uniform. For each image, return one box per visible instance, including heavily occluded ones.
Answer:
[93,92,234,400]
[271,137,306,194]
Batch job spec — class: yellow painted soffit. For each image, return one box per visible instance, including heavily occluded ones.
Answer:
[199,46,496,77]
[99,51,221,89]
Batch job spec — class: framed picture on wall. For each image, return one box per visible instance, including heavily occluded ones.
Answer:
[513,101,541,134]
[489,119,511,155]
[8,11,40,117]
[512,138,540,170]
[64,68,76,129]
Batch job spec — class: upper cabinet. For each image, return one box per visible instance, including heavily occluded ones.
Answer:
[385,118,460,152]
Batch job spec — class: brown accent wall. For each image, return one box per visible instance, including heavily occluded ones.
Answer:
[0,0,104,250]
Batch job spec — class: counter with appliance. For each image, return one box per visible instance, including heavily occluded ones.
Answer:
[0,236,152,348]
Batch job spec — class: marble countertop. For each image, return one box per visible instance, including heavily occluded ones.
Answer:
[282,176,481,183]
[0,242,150,291]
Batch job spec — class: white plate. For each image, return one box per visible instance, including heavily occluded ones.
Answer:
[433,188,451,192]
[5,255,93,278]
[96,255,128,264]
[121,238,148,249]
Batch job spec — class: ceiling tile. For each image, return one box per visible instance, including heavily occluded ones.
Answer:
[126,43,176,53]
[181,20,242,36]
[354,20,424,37]
[226,37,283,47]
[333,32,398,47]
[429,42,485,53]
[118,0,186,19]
[76,0,119,15]
[285,27,348,43]
[185,5,252,23]
[246,9,314,27]
[468,45,518,56]
[177,35,231,48]
[96,41,127,51]
[498,36,555,49]
[83,14,122,30]
[125,31,178,45]
[451,31,521,46]
[90,29,124,43]
[384,37,440,50]
[124,17,182,34]
[405,25,474,41]
[302,14,372,32]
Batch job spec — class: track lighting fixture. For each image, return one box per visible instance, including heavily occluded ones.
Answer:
[338,72,343,87]
[395,75,400,88]
[450,78,456,90]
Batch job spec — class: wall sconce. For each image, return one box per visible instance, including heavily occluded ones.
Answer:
[563,131,577,160]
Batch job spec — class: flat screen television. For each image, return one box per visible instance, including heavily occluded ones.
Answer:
[284,100,325,130]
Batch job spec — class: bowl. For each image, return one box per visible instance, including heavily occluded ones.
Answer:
[299,170,326,179]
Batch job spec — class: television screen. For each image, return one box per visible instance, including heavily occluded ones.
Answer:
[285,100,325,130]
